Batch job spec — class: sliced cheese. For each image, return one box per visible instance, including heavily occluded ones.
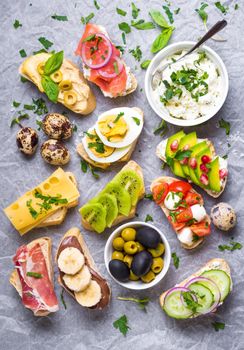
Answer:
[4,168,80,235]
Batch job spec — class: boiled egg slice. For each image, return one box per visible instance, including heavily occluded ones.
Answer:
[94,107,143,148]
[82,128,131,164]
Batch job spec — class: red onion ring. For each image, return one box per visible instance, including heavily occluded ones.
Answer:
[98,56,124,79]
[81,32,113,69]
[164,286,197,305]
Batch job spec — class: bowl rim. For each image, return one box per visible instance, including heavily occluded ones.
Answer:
[145,40,229,127]
[104,221,171,290]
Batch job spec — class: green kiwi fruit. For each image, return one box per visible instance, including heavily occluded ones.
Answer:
[80,203,106,233]
[103,182,131,216]
[113,169,143,206]
[91,193,118,228]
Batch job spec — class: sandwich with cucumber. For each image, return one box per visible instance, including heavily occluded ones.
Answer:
[156,131,228,197]
[160,258,232,319]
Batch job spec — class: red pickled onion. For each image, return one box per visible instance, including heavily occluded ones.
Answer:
[98,56,124,79]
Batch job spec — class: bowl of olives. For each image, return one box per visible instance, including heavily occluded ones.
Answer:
[104,221,171,290]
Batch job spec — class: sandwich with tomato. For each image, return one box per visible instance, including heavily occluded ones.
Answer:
[151,178,211,249]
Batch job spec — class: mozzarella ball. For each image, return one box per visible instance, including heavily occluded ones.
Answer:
[210,203,237,231]
[164,192,182,210]
[41,139,70,165]
[177,228,194,246]
[191,204,206,222]
[16,127,38,155]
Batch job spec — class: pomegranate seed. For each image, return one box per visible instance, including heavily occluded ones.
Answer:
[170,140,179,152]
[183,144,189,151]
[189,157,197,169]
[201,155,211,164]
[180,157,189,165]
[219,168,228,179]
[200,174,209,186]
[200,163,209,173]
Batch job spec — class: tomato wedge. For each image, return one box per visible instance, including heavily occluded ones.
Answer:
[190,221,211,237]
[185,192,202,206]
[175,207,193,223]
[168,215,185,231]
[168,181,192,196]
[152,183,169,205]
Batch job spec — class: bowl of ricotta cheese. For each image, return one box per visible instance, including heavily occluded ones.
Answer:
[145,41,229,126]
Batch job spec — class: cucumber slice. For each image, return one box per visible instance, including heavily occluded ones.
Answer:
[201,270,231,301]
[163,290,193,319]
[188,283,214,313]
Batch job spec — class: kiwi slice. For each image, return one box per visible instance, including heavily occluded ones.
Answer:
[80,203,106,234]
[92,193,118,228]
[113,169,143,206]
[103,182,131,216]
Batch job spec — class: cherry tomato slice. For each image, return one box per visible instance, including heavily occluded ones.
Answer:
[185,192,202,206]
[168,215,185,231]
[175,207,193,223]
[168,181,192,196]
[190,221,211,237]
[153,183,169,205]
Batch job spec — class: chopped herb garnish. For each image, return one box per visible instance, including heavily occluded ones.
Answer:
[24,104,35,110]
[153,119,168,136]
[113,315,130,336]
[60,289,67,309]
[82,34,96,43]
[218,118,230,135]
[218,241,242,252]
[26,199,39,219]
[20,76,28,83]
[122,32,126,44]
[32,98,48,115]
[93,0,100,10]
[145,214,153,222]
[89,165,100,179]
[88,142,105,154]
[175,8,181,15]
[81,13,95,24]
[116,45,125,54]
[13,101,21,108]
[140,59,151,69]
[26,272,43,278]
[131,20,155,30]
[72,124,77,132]
[114,112,124,123]
[163,5,174,24]
[212,321,225,331]
[172,252,180,269]
[144,193,153,200]
[38,37,53,50]
[10,113,29,127]
[129,46,142,61]
[80,159,88,173]
[117,296,149,311]
[118,22,131,33]
[132,117,140,125]
[195,3,208,26]
[182,291,201,313]
[51,14,68,21]
[19,49,27,58]
[131,2,140,19]
[223,154,228,159]
[174,149,192,161]
[235,4,239,10]
[116,7,127,16]
[113,61,119,74]
[36,120,43,131]
[13,19,22,29]
[215,2,228,14]
[33,48,48,55]
[149,10,171,28]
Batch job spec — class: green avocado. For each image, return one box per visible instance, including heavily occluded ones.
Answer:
[165,130,185,159]
[173,160,186,178]
[208,157,221,192]
[187,142,209,186]
[180,132,198,177]
[195,147,212,181]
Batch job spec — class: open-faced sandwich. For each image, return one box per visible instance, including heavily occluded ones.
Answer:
[4,168,80,235]
[80,160,145,233]
[156,131,228,197]
[10,237,59,316]
[151,178,211,249]
[75,23,137,98]
[160,258,232,319]
[19,51,96,114]
[77,107,144,169]
[56,227,111,310]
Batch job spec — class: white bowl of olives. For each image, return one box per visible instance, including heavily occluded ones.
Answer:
[104,221,171,290]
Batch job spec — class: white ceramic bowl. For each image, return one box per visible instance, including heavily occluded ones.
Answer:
[104,221,171,290]
[145,41,229,127]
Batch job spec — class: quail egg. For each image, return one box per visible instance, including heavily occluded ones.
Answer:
[42,113,73,140]
[210,202,237,231]
[41,139,70,165]
[16,127,38,155]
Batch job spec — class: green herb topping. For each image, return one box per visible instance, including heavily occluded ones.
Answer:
[26,272,43,278]
[163,5,174,24]
[118,22,131,33]
[60,289,67,309]
[145,214,153,222]
[218,118,230,135]
[19,49,27,58]
[218,240,242,252]
[129,46,142,61]
[212,321,225,331]
[171,252,180,269]
[81,13,95,24]
[38,37,53,50]
[153,119,168,136]
[116,8,127,16]
[132,2,140,19]
[113,315,130,336]
[215,2,228,14]
[13,19,22,29]
[94,0,100,10]
[140,60,151,69]
[132,117,140,125]
[144,193,153,200]
[51,14,68,21]
[182,291,201,313]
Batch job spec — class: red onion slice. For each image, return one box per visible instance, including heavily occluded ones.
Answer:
[164,286,197,304]
[81,32,113,69]
[98,56,124,79]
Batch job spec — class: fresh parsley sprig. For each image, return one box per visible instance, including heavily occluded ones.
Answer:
[113,315,130,336]
[171,252,180,269]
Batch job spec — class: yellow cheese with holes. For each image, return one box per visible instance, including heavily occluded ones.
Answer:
[4,168,80,235]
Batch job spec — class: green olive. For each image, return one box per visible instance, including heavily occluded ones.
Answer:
[37,62,45,75]
[135,241,144,252]
[148,243,165,258]
[124,241,138,255]
[151,257,164,274]
[129,270,139,281]
[141,270,156,283]
[123,254,133,268]
[121,227,136,241]
[59,79,72,91]
[64,90,77,106]
[51,70,63,83]
[112,237,125,251]
[112,251,124,261]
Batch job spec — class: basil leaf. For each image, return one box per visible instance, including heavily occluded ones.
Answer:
[149,10,170,28]
[118,22,131,33]
[41,76,59,103]
[44,51,64,75]
[151,27,174,53]
[116,7,127,16]
[140,59,151,69]
[131,20,155,30]
[38,37,53,50]
[132,2,140,19]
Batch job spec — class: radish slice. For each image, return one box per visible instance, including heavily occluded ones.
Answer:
[81,33,113,69]
[98,56,124,79]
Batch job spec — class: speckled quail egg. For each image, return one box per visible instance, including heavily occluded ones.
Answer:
[210,202,237,231]
[41,139,70,165]
[42,113,73,140]
[16,127,38,155]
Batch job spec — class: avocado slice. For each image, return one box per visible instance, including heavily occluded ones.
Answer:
[173,160,186,178]
[165,130,185,159]
[195,148,213,180]
[187,142,209,186]
[180,132,197,177]
[208,157,221,192]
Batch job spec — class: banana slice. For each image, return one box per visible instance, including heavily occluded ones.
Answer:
[63,265,91,292]
[74,280,102,307]
[58,247,85,275]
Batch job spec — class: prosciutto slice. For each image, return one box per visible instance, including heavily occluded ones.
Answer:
[13,242,58,315]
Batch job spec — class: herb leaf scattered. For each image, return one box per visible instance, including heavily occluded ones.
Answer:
[218,240,242,252]
[118,22,131,33]
[51,14,68,21]
[116,8,127,16]
[163,5,174,24]
[153,119,168,136]
[212,321,225,331]
[172,252,180,269]
[218,118,230,135]
[60,289,67,309]
[38,37,53,50]
[26,272,42,278]
[215,2,228,14]
[80,160,88,173]
[113,315,130,336]
[144,193,153,200]
[149,10,170,28]
[145,214,153,222]
[132,117,140,125]
[129,46,142,61]
[10,113,29,127]
[13,19,22,29]
[195,3,208,25]
[140,60,151,69]
[81,13,95,24]
[94,0,100,10]
[19,49,27,58]
[151,26,174,53]
[131,20,155,30]
[131,2,140,19]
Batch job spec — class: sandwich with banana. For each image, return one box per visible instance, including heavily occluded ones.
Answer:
[56,227,111,309]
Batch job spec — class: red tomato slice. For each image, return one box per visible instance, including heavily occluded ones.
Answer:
[190,221,211,237]
[152,183,169,205]
[185,192,202,206]
[168,215,185,231]
[175,207,193,223]
[168,181,192,196]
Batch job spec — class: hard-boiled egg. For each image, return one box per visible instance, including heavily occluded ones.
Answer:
[94,107,143,148]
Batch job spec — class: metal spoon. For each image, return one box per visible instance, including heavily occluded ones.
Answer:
[151,20,227,90]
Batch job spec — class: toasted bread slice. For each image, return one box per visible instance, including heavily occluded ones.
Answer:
[77,107,143,169]
[159,258,232,317]
[117,71,137,97]
[150,176,211,250]
[81,160,145,232]
[10,237,56,316]
[19,53,96,115]
[56,227,111,309]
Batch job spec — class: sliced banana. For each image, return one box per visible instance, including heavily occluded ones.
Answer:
[58,247,85,275]
[63,265,91,292]
[74,280,102,307]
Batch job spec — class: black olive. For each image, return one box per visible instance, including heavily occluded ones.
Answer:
[136,227,161,249]
[109,260,130,282]
[131,251,152,277]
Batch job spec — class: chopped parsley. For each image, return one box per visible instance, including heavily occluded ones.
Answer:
[212,321,225,331]
[118,22,131,33]
[132,117,140,125]
[175,8,181,15]
[215,2,228,14]
[20,76,28,83]
[89,165,100,179]
[19,49,27,58]
[113,315,130,336]
[218,118,230,135]
[60,289,67,309]
[129,46,142,61]
[174,149,192,161]
[218,240,242,252]
[93,0,100,10]
[145,214,153,222]
[114,112,124,123]
[81,13,95,24]
[113,61,119,74]
[88,141,105,154]
[80,159,88,173]
[26,272,43,278]
[51,14,68,21]
[10,113,29,127]
[144,193,153,200]
[163,5,174,24]
[235,4,239,10]
[122,32,126,44]
[36,120,43,131]
[12,101,21,108]
[117,296,149,311]
[38,37,53,50]
[13,19,22,29]
[131,20,155,30]
[182,291,201,313]
[153,119,168,136]
[171,252,180,269]
[116,7,127,16]
[131,2,140,19]
[26,199,39,219]
[195,3,208,25]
